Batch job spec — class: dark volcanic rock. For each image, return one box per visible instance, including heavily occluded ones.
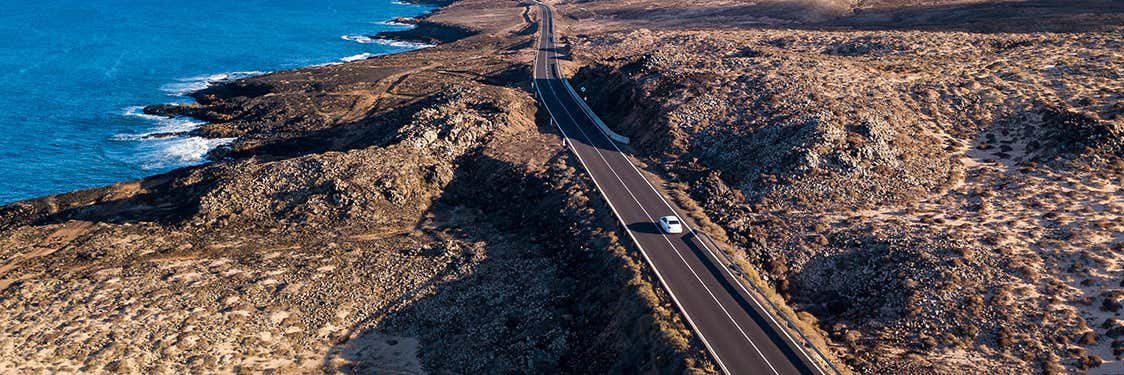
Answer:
[568,24,1123,374]
[0,0,714,373]
[375,20,477,45]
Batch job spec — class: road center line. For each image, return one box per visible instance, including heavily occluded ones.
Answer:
[541,71,779,375]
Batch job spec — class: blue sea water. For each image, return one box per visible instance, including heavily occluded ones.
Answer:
[0,0,434,204]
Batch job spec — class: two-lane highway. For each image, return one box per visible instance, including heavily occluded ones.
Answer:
[531,3,821,374]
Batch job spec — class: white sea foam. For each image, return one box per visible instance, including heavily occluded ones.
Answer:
[160,70,268,96]
[113,26,429,172]
[160,80,212,96]
[340,53,375,62]
[113,106,206,140]
[374,20,415,27]
[376,39,436,49]
[114,106,232,169]
[341,34,377,43]
[312,52,388,66]
[137,136,236,170]
[340,35,434,49]
[181,71,267,82]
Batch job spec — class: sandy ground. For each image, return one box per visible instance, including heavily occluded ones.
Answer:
[563,19,1122,373]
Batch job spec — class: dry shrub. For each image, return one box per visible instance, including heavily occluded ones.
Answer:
[1079,331,1097,345]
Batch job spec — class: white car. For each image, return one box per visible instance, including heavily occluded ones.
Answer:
[658,215,683,234]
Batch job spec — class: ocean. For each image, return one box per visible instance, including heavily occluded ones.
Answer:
[0,0,434,204]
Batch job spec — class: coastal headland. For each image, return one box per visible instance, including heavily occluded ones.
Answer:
[0,0,1121,373]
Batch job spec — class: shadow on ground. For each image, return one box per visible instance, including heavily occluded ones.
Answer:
[320,153,706,373]
[578,0,1123,33]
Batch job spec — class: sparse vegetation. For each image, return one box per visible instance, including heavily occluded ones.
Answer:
[0,0,1119,373]
[0,0,714,372]
[567,11,1122,373]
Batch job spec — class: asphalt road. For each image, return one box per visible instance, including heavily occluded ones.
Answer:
[531,3,820,375]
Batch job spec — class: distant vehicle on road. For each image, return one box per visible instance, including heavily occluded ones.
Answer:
[659,215,683,234]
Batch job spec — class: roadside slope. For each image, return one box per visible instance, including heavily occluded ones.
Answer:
[566,21,1122,374]
[0,0,714,373]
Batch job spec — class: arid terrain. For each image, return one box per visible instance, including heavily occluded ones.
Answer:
[0,0,712,373]
[0,0,1121,373]
[560,0,1123,373]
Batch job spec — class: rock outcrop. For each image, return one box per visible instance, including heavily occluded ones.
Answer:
[569,23,1122,374]
[0,0,714,373]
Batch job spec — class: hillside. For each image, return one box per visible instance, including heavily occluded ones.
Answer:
[0,0,1120,373]
[0,0,712,372]
[560,0,1123,372]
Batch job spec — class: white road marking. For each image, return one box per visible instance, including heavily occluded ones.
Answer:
[542,69,778,375]
[530,13,730,375]
[531,10,782,373]
[534,4,829,374]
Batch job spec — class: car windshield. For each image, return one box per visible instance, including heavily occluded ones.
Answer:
[667,219,679,224]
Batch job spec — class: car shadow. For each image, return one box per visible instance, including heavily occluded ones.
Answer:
[626,221,665,234]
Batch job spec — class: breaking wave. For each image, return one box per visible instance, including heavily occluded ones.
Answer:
[340,35,435,49]
[112,106,206,140]
[340,53,375,62]
[374,19,415,27]
[114,106,233,170]
[160,70,268,96]
[134,136,236,170]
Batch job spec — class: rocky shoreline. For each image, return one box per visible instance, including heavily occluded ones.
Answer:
[140,0,459,164]
[1,0,1121,373]
[0,0,716,373]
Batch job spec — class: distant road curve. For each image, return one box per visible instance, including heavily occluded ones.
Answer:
[530,3,826,374]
